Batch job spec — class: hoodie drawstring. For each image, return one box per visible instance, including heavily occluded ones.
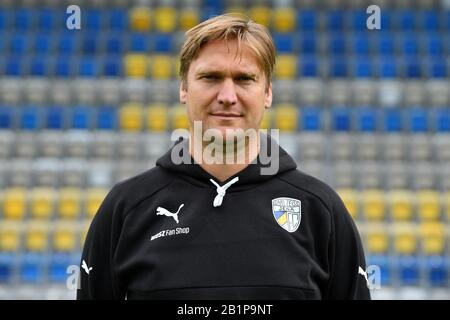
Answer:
[209,177,239,207]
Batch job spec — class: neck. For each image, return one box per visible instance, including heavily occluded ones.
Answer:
[189,133,260,182]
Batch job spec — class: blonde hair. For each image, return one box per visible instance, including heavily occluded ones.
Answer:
[179,13,276,88]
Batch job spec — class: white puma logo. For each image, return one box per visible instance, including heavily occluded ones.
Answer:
[156,204,184,224]
[358,266,369,288]
[82,260,93,275]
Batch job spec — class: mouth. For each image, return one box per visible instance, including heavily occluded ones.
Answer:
[210,112,243,118]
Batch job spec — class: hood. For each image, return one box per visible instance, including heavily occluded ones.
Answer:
[156,133,297,194]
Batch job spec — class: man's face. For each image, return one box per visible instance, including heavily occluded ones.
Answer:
[180,39,272,138]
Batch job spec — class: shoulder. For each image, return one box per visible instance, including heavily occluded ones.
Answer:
[276,169,343,215]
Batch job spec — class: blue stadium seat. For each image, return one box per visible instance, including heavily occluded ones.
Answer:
[397,10,417,30]
[81,33,99,54]
[34,33,53,54]
[54,55,73,77]
[70,106,92,129]
[103,56,122,77]
[383,108,403,132]
[350,32,371,55]
[14,8,33,30]
[58,32,79,55]
[426,256,448,287]
[398,255,420,286]
[353,56,373,78]
[404,57,422,78]
[409,107,428,133]
[48,253,75,283]
[378,56,398,78]
[30,56,49,76]
[0,253,15,284]
[85,9,102,31]
[421,10,440,31]
[5,56,25,76]
[300,32,317,54]
[20,106,41,130]
[274,33,295,53]
[299,55,318,77]
[446,11,450,31]
[129,33,150,52]
[46,106,65,130]
[105,32,125,54]
[332,106,352,132]
[10,33,28,55]
[377,32,395,55]
[298,10,317,31]
[356,107,378,132]
[38,8,58,31]
[326,10,344,30]
[367,254,393,286]
[0,9,9,31]
[153,33,174,53]
[350,10,367,30]
[97,106,117,130]
[301,107,321,131]
[329,56,348,78]
[78,57,98,77]
[435,108,450,132]
[328,33,346,55]
[424,33,445,56]
[428,58,447,78]
[0,106,15,129]
[108,8,128,30]
[19,253,44,283]
[202,7,223,21]
[380,10,392,30]
[400,33,419,56]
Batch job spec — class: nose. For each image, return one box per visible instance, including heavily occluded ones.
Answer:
[217,78,237,106]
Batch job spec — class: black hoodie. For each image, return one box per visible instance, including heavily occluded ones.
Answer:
[77,135,370,300]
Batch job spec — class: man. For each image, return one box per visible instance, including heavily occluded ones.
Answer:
[77,14,370,300]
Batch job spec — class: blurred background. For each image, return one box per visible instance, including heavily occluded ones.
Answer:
[0,0,449,299]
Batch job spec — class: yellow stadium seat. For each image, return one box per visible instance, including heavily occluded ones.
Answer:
[58,188,82,220]
[154,7,177,32]
[389,190,413,221]
[419,222,445,255]
[129,7,152,32]
[3,187,27,220]
[249,6,271,28]
[260,109,272,130]
[85,188,108,220]
[30,188,55,220]
[25,224,48,252]
[337,188,359,220]
[445,192,450,220]
[273,104,298,132]
[120,103,144,132]
[147,104,169,132]
[417,190,440,221]
[393,224,417,254]
[225,7,247,16]
[361,189,385,221]
[150,55,173,80]
[124,54,148,78]
[0,223,21,252]
[179,9,199,30]
[366,225,389,253]
[273,7,296,32]
[53,226,77,252]
[275,55,297,79]
[171,104,190,130]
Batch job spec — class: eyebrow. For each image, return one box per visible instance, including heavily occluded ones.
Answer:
[196,70,259,79]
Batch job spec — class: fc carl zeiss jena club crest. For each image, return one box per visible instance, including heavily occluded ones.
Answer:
[272,197,302,233]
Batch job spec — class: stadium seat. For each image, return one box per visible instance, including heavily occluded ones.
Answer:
[299,55,318,77]
[129,32,150,52]
[336,188,359,219]
[353,56,373,78]
[154,7,177,32]
[273,33,296,53]
[350,10,367,30]
[421,10,440,31]
[25,224,49,252]
[274,55,297,79]
[300,32,317,54]
[298,10,317,31]
[53,226,77,252]
[147,104,169,132]
[48,252,75,283]
[171,104,190,130]
[30,188,55,220]
[445,192,450,221]
[0,223,20,252]
[96,106,118,130]
[427,57,447,78]
[389,190,414,221]
[129,7,152,32]
[34,33,52,55]
[179,8,200,30]
[398,255,420,286]
[2,188,27,220]
[108,8,128,30]
[124,54,148,78]
[355,107,377,132]
[0,253,14,284]
[38,8,58,31]
[329,57,348,78]
[394,224,417,254]
[85,188,108,219]
[404,57,422,78]
[419,222,445,255]
[105,32,125,54]
[301,106,321,131]
[331,106,352,132]
[58,188,82,220]
[383,108,404,133]
[399,33,419,56]
[57,33,78,55]
[19,253,44,283]
[150,55,173,79]
[0,106,14,129]
[85,9,102,31]
[273,104,298,132]
[367,254,393,286]
[424,33,445,56]
[70,105,92,130]
[328,33,346,55]
[425,255,448,287]
[273,8,296,32]
[366,225,389,254]
[153,33,174,53]
[81,32,99,54]
[397,9,417,30]
[361,189,385,221]
[45,106,65,130]
[417,190,440,221]
[326,9,344,30]
[248,6,271,28]
[119,103,144,132]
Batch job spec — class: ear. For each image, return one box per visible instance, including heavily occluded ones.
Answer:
[264,82,273,109]
[179,81,187,104]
